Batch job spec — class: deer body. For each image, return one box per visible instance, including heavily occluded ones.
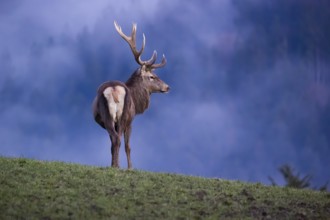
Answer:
[92,22,169,169]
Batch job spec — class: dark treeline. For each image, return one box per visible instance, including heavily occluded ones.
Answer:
[232,0,330,74]
[225,0,330,185]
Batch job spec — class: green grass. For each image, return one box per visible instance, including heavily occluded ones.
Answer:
[1,157,329,219]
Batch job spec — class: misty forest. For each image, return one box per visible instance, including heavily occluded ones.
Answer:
[0,0,329,187]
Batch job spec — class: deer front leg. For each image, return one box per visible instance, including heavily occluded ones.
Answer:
[110,133,121,168]
[124,125,132,169]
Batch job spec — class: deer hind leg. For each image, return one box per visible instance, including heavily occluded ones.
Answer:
[102,115,121,168]
[103,86,126,168]
[124,125,132,169]
[109,132,121,168]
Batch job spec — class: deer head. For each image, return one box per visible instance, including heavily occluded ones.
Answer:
[114,21,170,94]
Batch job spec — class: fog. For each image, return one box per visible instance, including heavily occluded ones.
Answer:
[1,0,329,187]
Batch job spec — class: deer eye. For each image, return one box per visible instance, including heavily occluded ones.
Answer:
[149,76,156,81]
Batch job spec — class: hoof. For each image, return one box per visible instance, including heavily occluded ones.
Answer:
[111,164,120,169]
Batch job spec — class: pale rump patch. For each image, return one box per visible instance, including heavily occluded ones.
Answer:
[103,86,126,122]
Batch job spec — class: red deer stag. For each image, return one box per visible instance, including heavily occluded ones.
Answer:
[92,21,170,169]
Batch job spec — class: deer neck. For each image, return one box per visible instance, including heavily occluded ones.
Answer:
[126,78,151,115]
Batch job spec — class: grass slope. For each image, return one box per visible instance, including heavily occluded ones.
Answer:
[0,157,329,219]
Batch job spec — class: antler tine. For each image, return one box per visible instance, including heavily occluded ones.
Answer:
[151,54,167,69]
[114,21,166,69]
[145,50,157,66]
[131,23,146,58]
[114,21,145,65]
[140,33,146,60]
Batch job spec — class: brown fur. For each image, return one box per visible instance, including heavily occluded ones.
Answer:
[93,67,169,168]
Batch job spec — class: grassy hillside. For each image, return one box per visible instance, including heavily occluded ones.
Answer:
[0,157,329,219]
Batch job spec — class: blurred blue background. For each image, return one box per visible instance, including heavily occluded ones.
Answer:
[1,0,329,186]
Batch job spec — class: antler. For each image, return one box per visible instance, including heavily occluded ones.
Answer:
[114,21,166,69]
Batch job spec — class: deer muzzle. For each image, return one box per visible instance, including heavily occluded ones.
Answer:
[161,84,170,93]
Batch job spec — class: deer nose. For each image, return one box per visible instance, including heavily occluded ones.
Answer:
[162,84,170,93]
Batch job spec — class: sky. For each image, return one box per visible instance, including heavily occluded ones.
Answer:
[1,0,329,187]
